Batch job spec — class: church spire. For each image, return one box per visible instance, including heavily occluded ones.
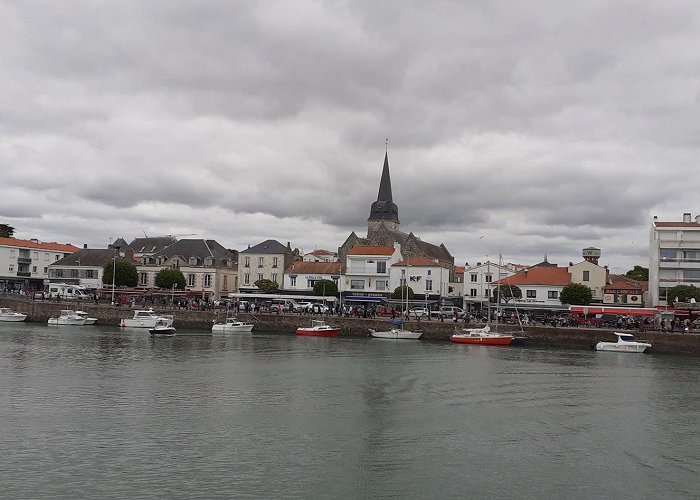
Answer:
[368,147,400,233]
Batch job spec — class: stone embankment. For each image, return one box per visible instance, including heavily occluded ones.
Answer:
[2,297,698,356]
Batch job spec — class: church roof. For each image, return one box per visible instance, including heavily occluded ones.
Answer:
[368,152,399,223]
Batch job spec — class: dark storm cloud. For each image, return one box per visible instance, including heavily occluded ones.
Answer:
[2,0,699,271]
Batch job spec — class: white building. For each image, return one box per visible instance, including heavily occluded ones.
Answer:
[302,249,338,262]
[50,246,133,290]
[649,213,700,306]
[283,261,345,293]
[389,256,451,301]
[0,237,79,292]
[239,239,299,292]
[494,266,571,311]
[568,260,607,302]
[342,243,402,302]
[463,261,518,311]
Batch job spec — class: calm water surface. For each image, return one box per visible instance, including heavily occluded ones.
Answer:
[0,323,698,499]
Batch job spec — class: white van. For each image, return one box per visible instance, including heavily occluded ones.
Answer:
[46,283,90,300]
[270,298,300,313]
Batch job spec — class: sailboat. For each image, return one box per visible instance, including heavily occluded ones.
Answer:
[369,266,422,340]
[451,255,514,346]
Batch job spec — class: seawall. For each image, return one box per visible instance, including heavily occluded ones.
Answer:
[2,297,698,356]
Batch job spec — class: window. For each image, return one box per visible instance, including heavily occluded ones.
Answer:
[44,253,49,261]
[71,269,79,278]
[485,288,490,297]
[33,252,38,259]
[204,274,212,287]
[427,270,431,275]
[526,290,537,299]
[223,275,228,290]
[350,279,365,290]
[43,267,48,274]
[273,257,278,268]
[582,270,590,281]
[271,273,278,284]
[684,270,700,281]
[426,279,433,291]
[139,272,148,286]
[55,255,59,261]
[8,264,14,272]
[376,280,388,291]
[32,266,37,273]
[257,274,264,282]
[548,290,558,299]
[9,249,15,257]
[85,270,95,278]
[485,274,492,283]
[258,257,264,267]
[470,288,477,297]
[448,286,453,293]
[244,257,250,268]
[660,249,677,261]
[187,274,196,286]
[377,261,387,274]
[683,251,700,261]
[290,276,297,287]
[471,274,478,282]
[244,273,250,285]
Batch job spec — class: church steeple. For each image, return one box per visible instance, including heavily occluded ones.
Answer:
[368,150,400,234]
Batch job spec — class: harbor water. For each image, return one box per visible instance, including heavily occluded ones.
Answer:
[0,323,698,499]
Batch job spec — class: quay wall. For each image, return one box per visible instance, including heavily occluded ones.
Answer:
[2,298,698,356]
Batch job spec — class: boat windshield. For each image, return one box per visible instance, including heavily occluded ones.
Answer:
[619,335,636,342]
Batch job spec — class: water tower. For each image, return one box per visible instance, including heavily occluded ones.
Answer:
[582,247,601,265]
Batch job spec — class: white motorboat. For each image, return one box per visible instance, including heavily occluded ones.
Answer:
[120,309,174,328]
[369,320,422,340]
[450,325,514,345]
[75,311,98,325]
[211,317,254,333]
[48,310,87,326]
[0,307,27,322]
[595,332,651,353]
[149,318,176,337]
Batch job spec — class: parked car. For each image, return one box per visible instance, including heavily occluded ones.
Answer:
[306,303,330,314]
[430,306,466,319]
[375,305,400,317]
[405,307,429,318]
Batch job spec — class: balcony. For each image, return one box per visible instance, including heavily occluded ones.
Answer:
[17,257,31,264]
[16,271,31,277]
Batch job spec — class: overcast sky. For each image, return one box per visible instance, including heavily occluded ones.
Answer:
[2,1,699,274]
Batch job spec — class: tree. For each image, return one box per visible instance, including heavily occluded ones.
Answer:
[625,265,649,281]
[667,284,700,303]
[313,279,338,297]
[254,279,279,293]
[102,260,138,287]
[492,284,522,303]
[154,268,186,290]
[559,283,593,305]
[0,224,15,238]
[393,285,414,300]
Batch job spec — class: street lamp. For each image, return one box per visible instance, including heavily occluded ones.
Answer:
[111,245,120,305]
[75,259,81,286]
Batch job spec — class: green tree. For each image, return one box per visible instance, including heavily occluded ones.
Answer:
[667,284,700,303]
[313,279,338,297]
[154,268,186,290]
[0,224,15,238]
[492,284,522,303]
[393,285,414,299]
[559,283,593,305]
[625,265,649,281]
[254,279,279,293]
[102,260,138,287]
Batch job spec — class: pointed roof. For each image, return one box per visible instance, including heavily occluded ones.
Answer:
[368,152,399,223]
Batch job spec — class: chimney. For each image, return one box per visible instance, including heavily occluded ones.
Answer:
[683,212,691,223]
[287,241,291,250]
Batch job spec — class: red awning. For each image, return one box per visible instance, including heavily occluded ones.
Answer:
[568,306,657,316]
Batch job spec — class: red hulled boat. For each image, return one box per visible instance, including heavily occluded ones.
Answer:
[295,320,340,337]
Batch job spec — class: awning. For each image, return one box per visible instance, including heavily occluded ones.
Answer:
[343,296,384,303]
[568,306,657,316]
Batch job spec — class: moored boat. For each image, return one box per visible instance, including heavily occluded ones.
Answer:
[369,320,422,340]
[595,332,651,353]
[75,311,98,325]
[450,325,514,345]
[48,310,87,326]
[211,317,254,333]
[120,309,174,328]
[0,307,27,322]
[149,325,177,337]
[296,320,340,337]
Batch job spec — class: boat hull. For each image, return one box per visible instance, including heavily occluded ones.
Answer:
[450,335,513,345]
[595,342,649,353]
[0,314,27,322]
[369,329,422,340]
[120,317,173,328]
[295,328,340,337]
[211,324,254,333]
[149,327,176,337]
[48,318,86,326]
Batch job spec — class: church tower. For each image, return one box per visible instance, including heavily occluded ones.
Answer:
[367,152,400,234]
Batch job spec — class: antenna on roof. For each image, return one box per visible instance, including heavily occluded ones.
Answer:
[385,137,389,153]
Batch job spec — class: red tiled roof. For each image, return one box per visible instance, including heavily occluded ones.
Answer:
[347,245,394,256]
[395,256,442,267]
[455,266,465,274]
[0,237,79,253]
[495,267,570,286]
[285,261,345,274]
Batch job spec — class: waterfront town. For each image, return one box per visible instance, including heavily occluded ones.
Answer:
[1,152,699,330]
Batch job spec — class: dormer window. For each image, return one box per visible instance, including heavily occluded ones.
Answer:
[204,258,214,267]
[189,257,198,266]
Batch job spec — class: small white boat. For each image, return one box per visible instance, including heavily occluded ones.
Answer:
[149,322,176,337]
[120,309,174,328]
[211,317,254,333]
[0,307,27,322]
[450,325,514,345]
[48,310,87,326]
[596,332,651,353]
[369,320,422,340]
[75,311,98,325]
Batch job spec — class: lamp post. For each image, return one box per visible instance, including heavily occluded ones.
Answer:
[75,259,81,287]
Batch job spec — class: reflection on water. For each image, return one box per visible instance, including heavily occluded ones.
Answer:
[0,323,698,499]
